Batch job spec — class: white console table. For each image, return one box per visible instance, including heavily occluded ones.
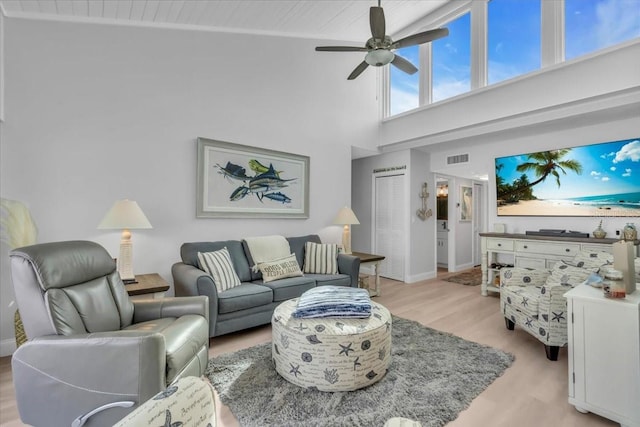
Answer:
[565,285,640,427]
[479,233,638,296]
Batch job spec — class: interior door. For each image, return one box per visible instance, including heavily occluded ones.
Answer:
[473,182,483,266]
[373,173,405,281]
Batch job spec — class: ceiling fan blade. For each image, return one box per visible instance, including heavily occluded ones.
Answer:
[391,55,418,75]
[394,28,449,49]
[315,46,369,52]
[348,61,370,80]
[370,6,386,40]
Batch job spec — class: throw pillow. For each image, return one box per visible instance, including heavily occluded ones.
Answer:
[571,251,613,270]
[197,247,241,293]
[303,242,339,275]
[257,254,303,283]
[550,260,595,285]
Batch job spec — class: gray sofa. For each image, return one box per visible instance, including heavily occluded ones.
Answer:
[172,234,360,337]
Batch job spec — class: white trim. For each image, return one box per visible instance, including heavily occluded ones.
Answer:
[470,1,487,90]
[405,271,436,284]
[541,0,565,67]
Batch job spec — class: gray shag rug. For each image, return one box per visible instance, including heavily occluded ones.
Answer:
[206,316,514,427]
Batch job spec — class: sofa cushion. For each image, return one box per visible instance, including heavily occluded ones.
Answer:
[197,248,241,293]
[257,253,304,283]
[258,276,316,302]
[501,285,540,319]
[306,273,351,287]
[181,241,252,282]
[287,234,322,268]
[550,261,595,285]
[217,283,273,314]
[303,242,339,274]
[571,251,613,269]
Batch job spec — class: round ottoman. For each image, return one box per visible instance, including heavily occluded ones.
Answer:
[271,298,392,391]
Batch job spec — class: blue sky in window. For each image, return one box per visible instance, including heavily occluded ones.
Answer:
[432,12,471,103]
[566,0,640,60]
[389,0,640,116]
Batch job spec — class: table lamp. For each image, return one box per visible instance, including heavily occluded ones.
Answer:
[98,199,152,283]
[333,206,360,254]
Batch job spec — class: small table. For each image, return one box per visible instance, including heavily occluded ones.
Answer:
[352,252,385,297]
[125,273,170,299]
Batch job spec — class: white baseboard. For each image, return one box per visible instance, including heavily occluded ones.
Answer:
[0,337,16,357]
[405,271,436,283]
[454,262,475,272]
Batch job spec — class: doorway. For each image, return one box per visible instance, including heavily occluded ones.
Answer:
[372,172,405,281]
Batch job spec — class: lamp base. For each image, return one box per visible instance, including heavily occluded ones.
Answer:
[342,225,352,255]
[117,239,135,282]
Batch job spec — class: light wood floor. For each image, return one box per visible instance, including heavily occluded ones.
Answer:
[0,273,617,427]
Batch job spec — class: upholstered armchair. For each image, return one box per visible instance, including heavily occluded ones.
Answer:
[10,240,210,427]
[500,250,613,360]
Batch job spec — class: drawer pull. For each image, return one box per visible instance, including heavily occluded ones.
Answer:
[523,245,528,249]
[565,248,570,252]
[497,243,501,247]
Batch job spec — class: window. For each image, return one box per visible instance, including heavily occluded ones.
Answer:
[432,12,471,103]
[565,0,640,60]
[488,0,541,85]
[389,46,419,116]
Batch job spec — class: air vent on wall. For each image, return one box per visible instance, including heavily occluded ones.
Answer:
[447,153,469,165]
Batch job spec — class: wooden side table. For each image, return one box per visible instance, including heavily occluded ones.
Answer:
[125,273,170,300]
[351,252,385,297]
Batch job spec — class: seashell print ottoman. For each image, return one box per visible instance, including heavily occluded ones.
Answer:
[271,298,392,391]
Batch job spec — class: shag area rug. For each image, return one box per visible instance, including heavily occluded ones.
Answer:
[444,267,482,286]
[206,315,513,427]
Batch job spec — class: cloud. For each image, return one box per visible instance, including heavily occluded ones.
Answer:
[432,78,471,103]
[590,171,601,176]
[610,166,616,171]
[623,168,632,177]
[613,140,640,163]
[601,176,610,182]
[595,0,640,48]
[389,87,419,116]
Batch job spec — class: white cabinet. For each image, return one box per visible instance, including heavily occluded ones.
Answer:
[565,285,640,427]
[479,233,627,296]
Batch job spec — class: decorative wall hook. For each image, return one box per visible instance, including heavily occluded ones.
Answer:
[416,182,433,221]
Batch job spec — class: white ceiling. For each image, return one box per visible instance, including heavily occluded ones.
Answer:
[0,0,448,42]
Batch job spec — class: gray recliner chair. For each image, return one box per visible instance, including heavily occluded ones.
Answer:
[10,240,210,427]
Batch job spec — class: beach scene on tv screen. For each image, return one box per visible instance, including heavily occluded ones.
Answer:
[495,137,640,217]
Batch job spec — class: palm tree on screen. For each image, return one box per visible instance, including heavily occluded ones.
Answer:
[497,149,583,201]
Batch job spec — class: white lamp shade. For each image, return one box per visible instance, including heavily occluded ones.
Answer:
[333,206,360,225]
[98,200,152,230]
[365,49,395,67]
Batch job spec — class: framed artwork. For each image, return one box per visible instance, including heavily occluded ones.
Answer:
[460,186,472,221]
[196,138,309,218]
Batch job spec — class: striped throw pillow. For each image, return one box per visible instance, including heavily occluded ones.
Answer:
[197,247,241,293]
[303,242,338,274]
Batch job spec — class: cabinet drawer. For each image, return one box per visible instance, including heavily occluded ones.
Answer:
[516,257,546,269]
[581,244,612,254]
[487,238,514,251]
[516,241,580,257]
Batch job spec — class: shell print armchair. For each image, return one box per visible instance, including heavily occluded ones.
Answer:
[500,250,613,360]
[10,240,210,427]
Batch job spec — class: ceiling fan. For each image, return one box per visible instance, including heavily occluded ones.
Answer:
[315,0,449,80]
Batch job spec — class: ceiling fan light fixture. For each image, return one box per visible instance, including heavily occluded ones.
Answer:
[365,49,394,67]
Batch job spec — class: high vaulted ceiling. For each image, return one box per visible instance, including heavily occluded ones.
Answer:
[0,0,448,41]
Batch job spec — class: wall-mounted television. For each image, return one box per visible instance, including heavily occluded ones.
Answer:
[495,137,640,217]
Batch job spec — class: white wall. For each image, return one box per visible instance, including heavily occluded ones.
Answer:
[0,17,380,354]
[351,149,436,283]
